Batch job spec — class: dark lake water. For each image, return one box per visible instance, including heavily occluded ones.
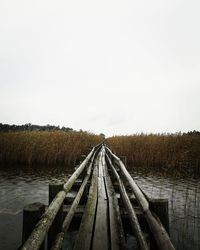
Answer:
[0,166,199,250]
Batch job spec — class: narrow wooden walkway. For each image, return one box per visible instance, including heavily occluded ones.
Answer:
[74,148,125,250]
[20,144,175,250]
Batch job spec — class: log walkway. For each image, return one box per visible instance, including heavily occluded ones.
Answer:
[20,143,175,250]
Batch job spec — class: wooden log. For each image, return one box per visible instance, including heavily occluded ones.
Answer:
[106,147,149,212]
[21,145,99,250]
[22,202,46,250]
[145,210,175,250]
[147,199,170,250]
[62,204,145,222]
[63,145,98,192]
[120,156,127,166]
[106,154,148,250]
[63,165,92,232]
[73,165,98,250]
[48,181,64,249]
[51,153,96,250]
[21,190,66,250]
[106,147,175,250]
[103,156,126,250]
[51,233,64,250]
[92,150,109,250]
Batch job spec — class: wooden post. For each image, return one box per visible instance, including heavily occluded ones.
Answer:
[149,198,169,233]
[106,147,175,250]
[21,146,98,250]
[106,154,148,250]
[22,202,45,249]
[48,181,64,249]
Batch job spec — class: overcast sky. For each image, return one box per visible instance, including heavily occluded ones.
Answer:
[0,0,200,136]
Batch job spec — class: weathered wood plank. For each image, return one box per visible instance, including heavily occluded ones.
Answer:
[51,152,97,250]
[21,190,66,250]
[21,145,99,250]
[106,146,175,250]
[92,149,109,250]
[106,147,149,212]
[104,162,126,250]
[73,165,98,250]
[106,154,148,250]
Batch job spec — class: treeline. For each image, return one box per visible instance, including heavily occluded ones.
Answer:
[107,133,200,177]
[0,131,101,166]
[0,123,74,132]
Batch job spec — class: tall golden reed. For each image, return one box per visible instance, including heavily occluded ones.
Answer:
[107,134,200,176]
[0,131,101,166]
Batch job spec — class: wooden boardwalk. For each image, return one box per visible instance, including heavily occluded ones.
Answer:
[20,144,175,250]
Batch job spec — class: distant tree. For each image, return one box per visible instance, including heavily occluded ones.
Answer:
[0,123,75,133]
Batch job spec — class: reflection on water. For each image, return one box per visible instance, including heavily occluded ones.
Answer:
[0,166,199,250]
[0,165,72,250]
[131,170,200,250]
[0,165,71,213]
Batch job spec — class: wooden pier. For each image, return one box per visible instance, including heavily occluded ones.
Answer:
[20,144,175,250]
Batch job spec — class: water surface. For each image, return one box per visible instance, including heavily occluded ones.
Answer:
[0,165,71,249]
[131,170,200,250]
[0,166,199,250]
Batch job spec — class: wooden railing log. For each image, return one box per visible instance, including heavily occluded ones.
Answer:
[51,152,97,250]
[106,154,148,250]
[21,145,99,250]
[73,165,98,250]
[106,147,149,212]
[103,154,126,250]
[106,147,175,250]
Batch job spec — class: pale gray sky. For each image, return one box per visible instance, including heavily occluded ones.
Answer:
[0,0,200,136]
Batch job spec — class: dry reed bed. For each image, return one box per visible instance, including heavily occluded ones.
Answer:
[107,134,200,176]
[0,131,101,166]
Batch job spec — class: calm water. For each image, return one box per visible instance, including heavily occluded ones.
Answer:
[0,165,71,250]
[132,170,200,250]
[0,166,199,250]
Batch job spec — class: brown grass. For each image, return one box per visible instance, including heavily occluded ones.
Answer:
[0,131,101,166]
[107,134,200,176]
[1,131,199,176]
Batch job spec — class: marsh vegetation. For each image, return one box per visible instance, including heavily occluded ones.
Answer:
[0,131,101,166]
[107,133,200,177]
[0,125,200,177]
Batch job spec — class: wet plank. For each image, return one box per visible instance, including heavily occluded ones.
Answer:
[104,164,126,250]
[92,152,109,250]
[73,165,98,250]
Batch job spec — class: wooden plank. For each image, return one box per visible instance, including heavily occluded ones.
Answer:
[106,147,175,250]
[21,190,66,250]
[104,164,126,250]
[106,147,149,212]
[73,165,98,250]
[21,145,99,250]
[106,154,148,250]
[62,164,93,232]
[51,154,96,250]
[92,150,109,250]
[62,205,144,220]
